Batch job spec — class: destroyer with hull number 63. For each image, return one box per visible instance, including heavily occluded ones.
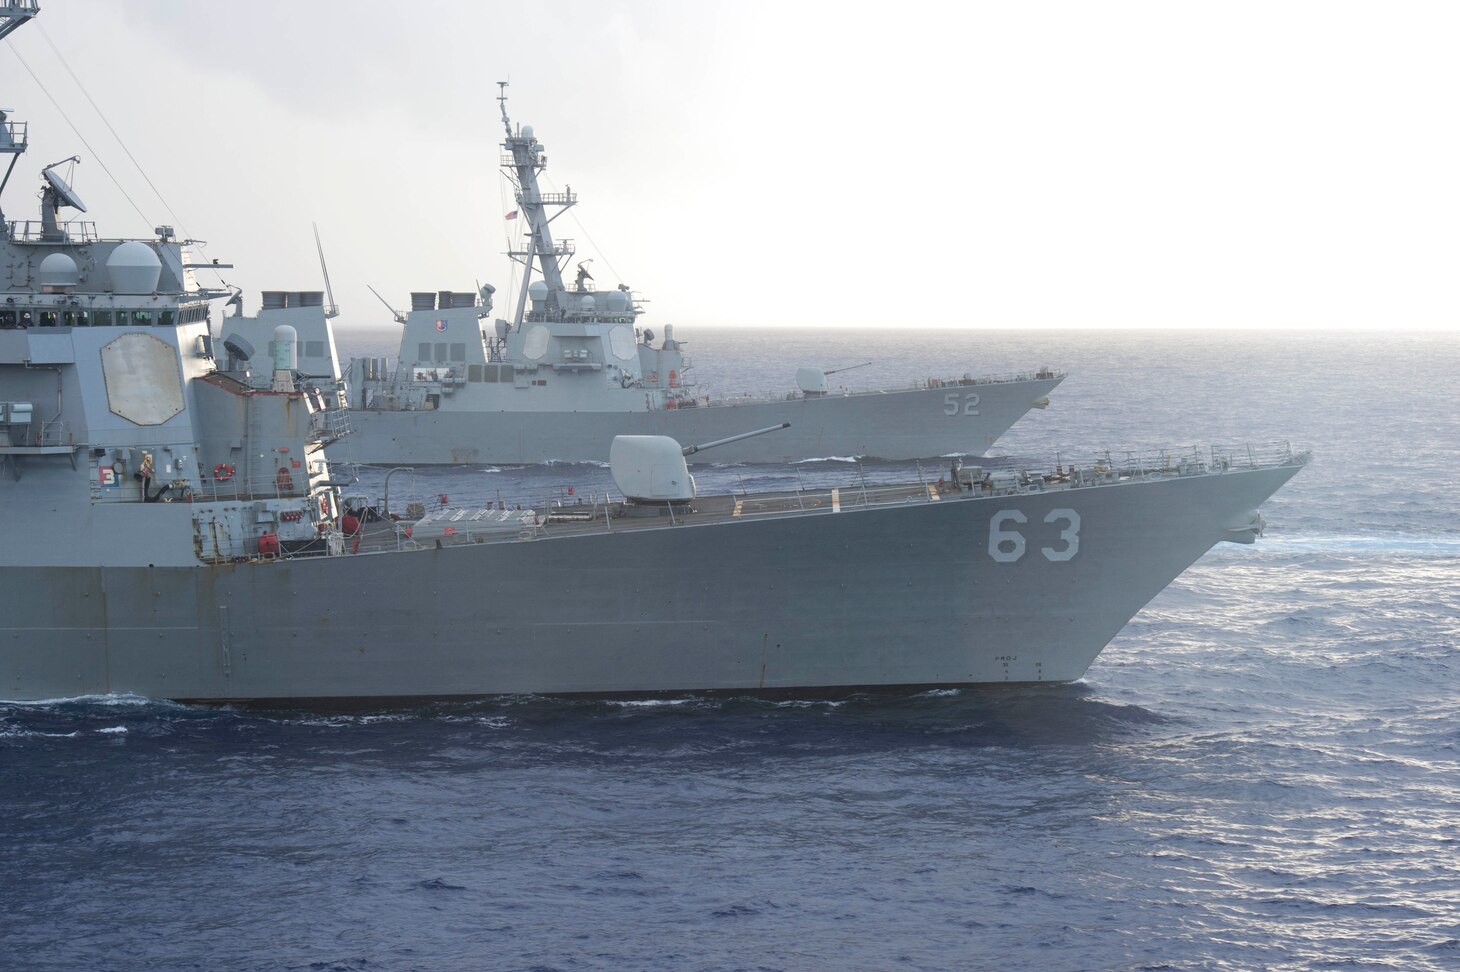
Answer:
[0,4,1307,704]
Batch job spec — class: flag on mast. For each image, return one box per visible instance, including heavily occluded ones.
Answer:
[504,210,519,220]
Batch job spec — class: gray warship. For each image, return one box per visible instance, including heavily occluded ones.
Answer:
[0,3,1307,704]
[241,85,1064,466]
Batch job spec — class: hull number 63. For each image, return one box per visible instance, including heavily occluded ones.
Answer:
[988,509,1081,563]
[943,392,980,416]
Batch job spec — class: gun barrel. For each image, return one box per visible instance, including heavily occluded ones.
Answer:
[681,422,791,456]
[823,361,873,376]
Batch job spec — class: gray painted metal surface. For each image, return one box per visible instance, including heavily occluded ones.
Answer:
[276,87,1067,467]
[0,8,1309,705]
[334,375,1066,465]
[0,461,1305,702]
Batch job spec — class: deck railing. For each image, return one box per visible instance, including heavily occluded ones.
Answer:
[712,369,1066,407]
[337,441,1308,556]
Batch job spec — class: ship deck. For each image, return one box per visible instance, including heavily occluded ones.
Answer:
[340,442,1308,557]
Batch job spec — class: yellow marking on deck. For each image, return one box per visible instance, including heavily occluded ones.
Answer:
[732,499,744,518]
[831,488,841,512]
[926,485,941,502]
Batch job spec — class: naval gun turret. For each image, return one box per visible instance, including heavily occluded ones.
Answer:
[795,361,872,397]
[610,423,790,510]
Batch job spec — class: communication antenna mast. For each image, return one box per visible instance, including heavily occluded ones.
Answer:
[497,80,512,137]
[368,285,407,324]
[0,0,39,44]
[312,222,339,319]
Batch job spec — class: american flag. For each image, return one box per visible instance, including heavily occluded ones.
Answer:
[505,210,518,220]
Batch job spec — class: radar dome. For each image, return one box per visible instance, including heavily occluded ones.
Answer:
[106,241,162,294]
[272,324,298,371]
[527,280,548,307]
[605,291,629,313]
[579,295,596,314]
[522,125,535,139]
[38,253,79,291]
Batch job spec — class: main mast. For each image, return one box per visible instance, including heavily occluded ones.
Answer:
[498,82,577,328]
[0,1,40,227]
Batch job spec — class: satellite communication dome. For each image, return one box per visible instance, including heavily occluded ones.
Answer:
[579,295,595,314]
[272,324,298,371]
[527,280,549,306]
[605,290,629,313]
[522,125,534,139]
[105,241,162,294]
[38,252,79,290]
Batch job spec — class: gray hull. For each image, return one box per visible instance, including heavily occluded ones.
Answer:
[0,463,1300,703]
[334,378,1064,466]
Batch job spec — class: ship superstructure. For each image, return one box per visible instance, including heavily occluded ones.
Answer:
[326,87,1065,465]
[0,6,1308,705]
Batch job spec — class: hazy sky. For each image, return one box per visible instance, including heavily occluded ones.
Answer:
[2,1,1457,331]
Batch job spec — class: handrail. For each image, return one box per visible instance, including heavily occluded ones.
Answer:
[7,219,99,243]
[711,369,1067,407]
[338,441,1307,555]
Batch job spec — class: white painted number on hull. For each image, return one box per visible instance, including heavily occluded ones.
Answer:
[988,510,1027,562]
[943,392,980,416]
[1041,509,1081,561]
[988,508,1081,563]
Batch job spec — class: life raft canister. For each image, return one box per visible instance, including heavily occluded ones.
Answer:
[668,369,679,388]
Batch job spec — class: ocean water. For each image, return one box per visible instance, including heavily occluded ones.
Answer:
[3,329,1458,972]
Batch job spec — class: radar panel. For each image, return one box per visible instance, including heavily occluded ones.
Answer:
[101,333,185,426]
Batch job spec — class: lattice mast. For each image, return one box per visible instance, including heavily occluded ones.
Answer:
[498,81,578,327]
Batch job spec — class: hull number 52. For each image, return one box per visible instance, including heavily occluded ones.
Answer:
[988,509,1081,563]
[943,392,980,416]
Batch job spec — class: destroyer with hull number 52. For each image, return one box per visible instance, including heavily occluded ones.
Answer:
[0,4,1307,704]
[243,84,1066,467]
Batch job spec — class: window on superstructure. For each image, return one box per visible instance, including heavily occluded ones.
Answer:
[94,310,112,326]
[434,343,448,363]
[418,343,431,362]
[39,310,57,326]
[468,365,483,382]
[482,365,498,383]
[62,311,77,326]
[450,343,466,362]
[160,309,176,326]
[131,310,152,326]
[0,310,15,327]
[305,340,324,359]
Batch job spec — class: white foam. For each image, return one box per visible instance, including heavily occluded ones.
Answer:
[0,692,177,708]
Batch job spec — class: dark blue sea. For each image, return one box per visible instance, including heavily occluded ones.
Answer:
[4,329,1458,972]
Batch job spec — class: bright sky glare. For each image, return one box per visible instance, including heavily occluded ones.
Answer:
[2,1,1457,331]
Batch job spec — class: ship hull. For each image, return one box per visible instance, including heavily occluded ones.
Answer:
[0,463,1299,703]
[335,378,1065,465]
